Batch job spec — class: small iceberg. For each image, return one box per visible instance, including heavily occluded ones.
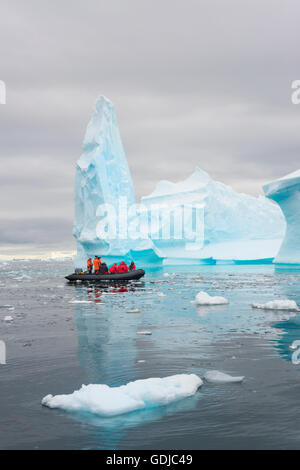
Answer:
[42,374,203,417]
[69,300,92,304]
[252,300,299,311]
[192,291,229,306]
[203,370,245,384]
[138,330,152,335]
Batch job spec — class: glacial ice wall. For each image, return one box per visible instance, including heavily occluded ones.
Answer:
[263,169,300,264]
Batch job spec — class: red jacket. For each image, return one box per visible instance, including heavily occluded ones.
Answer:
[117,262,128,273]
[129,263,136,271]
[109,264,117,274]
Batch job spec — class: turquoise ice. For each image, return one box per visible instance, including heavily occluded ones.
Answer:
[264,169,300,264]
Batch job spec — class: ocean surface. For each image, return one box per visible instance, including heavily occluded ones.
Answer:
[1,259,300,450]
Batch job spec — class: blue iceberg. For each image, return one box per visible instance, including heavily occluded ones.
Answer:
[74,96,287,266]
[73,96,162,268]
[263,170,300,264]
[142,168,285,263]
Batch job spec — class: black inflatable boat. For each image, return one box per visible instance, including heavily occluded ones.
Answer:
[65,269,145,282]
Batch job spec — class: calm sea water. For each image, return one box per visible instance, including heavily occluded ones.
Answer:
[1,259,300,449]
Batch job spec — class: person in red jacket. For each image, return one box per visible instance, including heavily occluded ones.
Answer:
[117,261,128,273]
[129,261,136,271]
[92,256,102,274]
[87,258,93,273]
[109,263,118,274]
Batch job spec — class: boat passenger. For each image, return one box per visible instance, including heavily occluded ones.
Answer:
[93,256,100,274]
[87,258,93,273]
[129,261,136,271]
[109,263,118,274]
[117,261,128,273]
[99,262,108,274]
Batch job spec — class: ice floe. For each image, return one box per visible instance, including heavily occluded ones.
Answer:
[192,291,229,306]
[69,300,92,304]
[252,299,299,311]
[42,374,203,417]
[203,370,244,383]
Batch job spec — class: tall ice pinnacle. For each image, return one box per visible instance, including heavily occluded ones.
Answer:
[263,169,300,264]
[73,96,135,267]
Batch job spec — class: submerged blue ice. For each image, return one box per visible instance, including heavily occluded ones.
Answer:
[264,170,300,264]
[74,96,288,266]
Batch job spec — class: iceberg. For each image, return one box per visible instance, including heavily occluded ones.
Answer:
[73,96,286,266]
[41,374,202,417]
[142,168,285,263]
[73,96,161,268]
[263,169,300,264]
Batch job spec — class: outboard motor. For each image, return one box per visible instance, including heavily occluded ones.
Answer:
[75,268,82,274]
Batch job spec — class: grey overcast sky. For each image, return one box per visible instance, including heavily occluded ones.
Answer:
[0,0,299,256]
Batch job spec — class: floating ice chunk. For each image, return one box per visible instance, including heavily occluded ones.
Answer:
[192,291,229,306]
[138,331,152,335]
[157,292,166,297]
[163,273,170,278]
[252,300,299,311]
[3,316,13,322]
[41,374,203,417]
[0,305,14,310]
[204,370,244,383]
[126,308,140,314]
[69,300,92,304]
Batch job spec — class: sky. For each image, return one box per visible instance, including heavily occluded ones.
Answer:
[0,0,299,257]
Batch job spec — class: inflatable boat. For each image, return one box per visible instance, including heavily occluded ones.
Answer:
[65,269,145,282]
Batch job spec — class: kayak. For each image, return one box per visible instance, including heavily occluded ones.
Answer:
[65,269,145,282]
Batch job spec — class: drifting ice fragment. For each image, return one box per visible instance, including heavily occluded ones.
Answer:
[252,300,299,311]
[204,370,244,383]
[42,374,203,417]
[192,291,229,306]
